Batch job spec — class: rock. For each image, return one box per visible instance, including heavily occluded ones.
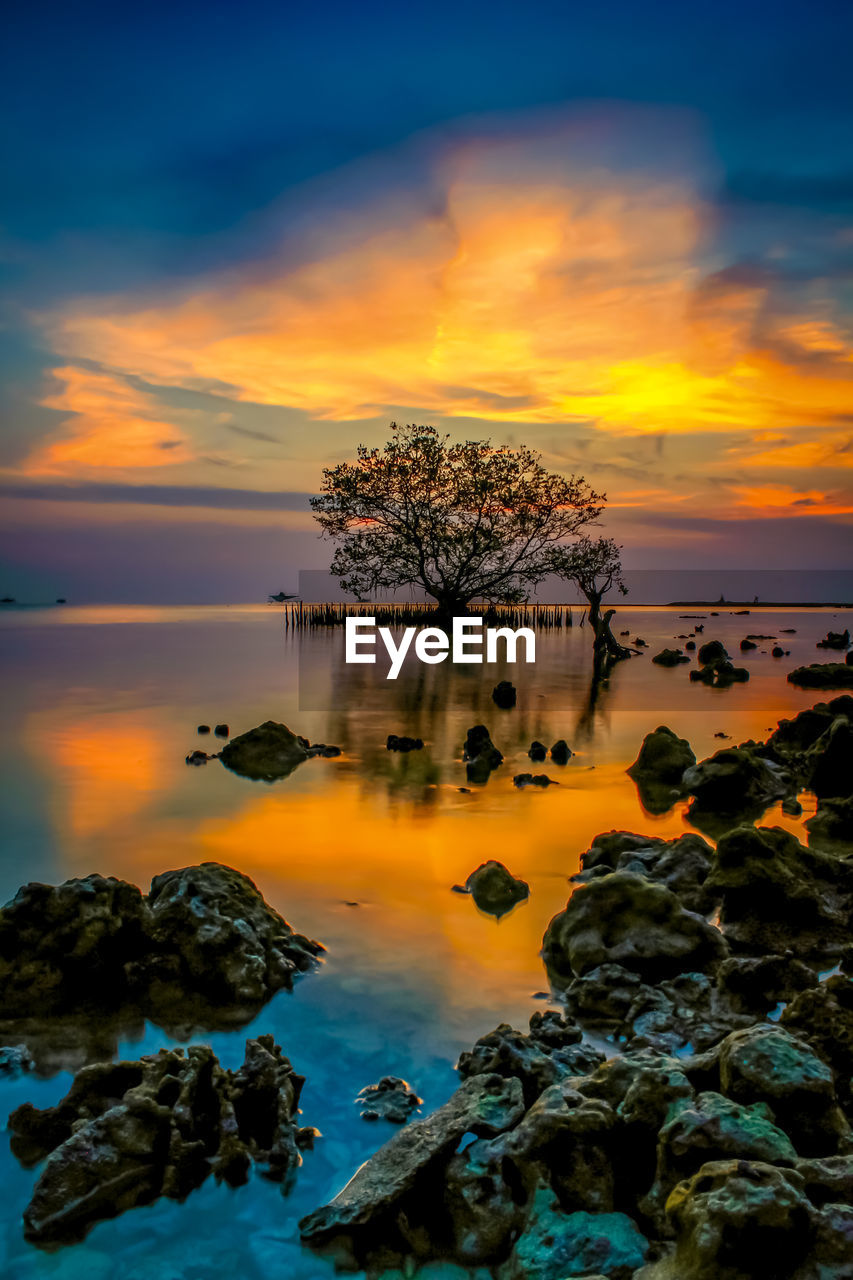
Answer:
[627,726,696,815]
[220,721,309,780]
[788,663,853,689]
[386,734,424,752]
[9,1036,309,1245]
[717,1023,849,1154]
[682,746,789,832]
[356,1077,422,1123]
[740,638,757,651]
[550,740,572,764]
[665,1160,814,1278]
[806,715,853,798]
[717,953,817,1013]
[650,1091,796,1213]
[807,795,853,844]
[542,872,728,985]
[768,696,853,757]
[772,646,784,658]
[185,749,210,765]
[698,640,728,666]
[457,1011,603,1107]
[528,741,547,762]
[685,639,696,650]
[575,830,715,915]
[307,742,342,757]
[817,629,850,650]
[0,863,324,1028]
[513,774,557,788]
[652,648,690,666]
[508,1192,649,1280]
[781,976,853,1115]
[464,861,529,917]
[706,825,853,959]
[492,681,517,709]
[214,723,229,738]
[689,659,750,688]
[197,724,210,734]
[0,1044,34,1075]
[298,1073,525,1253]
[463,724,503,784]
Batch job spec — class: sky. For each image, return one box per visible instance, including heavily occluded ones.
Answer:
[2,0,852,602]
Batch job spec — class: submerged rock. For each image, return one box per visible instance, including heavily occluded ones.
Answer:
[220,720,310,780]
[513,773,557,788]
[464,860,529,916]
[463,724,504,784]
[0,863,323,1030]
[652,648,690,667]
[386,734,424,752]
[9,1035,311,1246]
[550,739,572,765]
[682,746,789,833]
[542,872,727,986]
[356,1077,422,1123]
[527,741,547,762]
[817,629,850,650]
[492,680,517,709]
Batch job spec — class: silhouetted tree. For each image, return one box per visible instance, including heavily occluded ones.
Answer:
[312,423,605,615]
[551,536,633,671]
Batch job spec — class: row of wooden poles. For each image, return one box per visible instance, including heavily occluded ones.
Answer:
[277,601,583,630]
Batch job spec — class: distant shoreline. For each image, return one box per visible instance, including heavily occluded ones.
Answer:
[664,600,853,609]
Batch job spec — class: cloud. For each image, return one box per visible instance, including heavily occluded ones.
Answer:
[0,480,311,510]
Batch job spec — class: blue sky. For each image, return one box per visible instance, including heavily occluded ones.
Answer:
[2,0,852,601]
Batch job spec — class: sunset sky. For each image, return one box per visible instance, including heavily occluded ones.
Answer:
[2,0,852,601]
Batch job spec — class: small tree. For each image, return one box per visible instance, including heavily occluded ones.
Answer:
[311,423,605,615]
[551,536,632,667]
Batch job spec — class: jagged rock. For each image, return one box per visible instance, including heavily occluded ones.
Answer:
[652,648,690,666]
[550,740,572,764]
[457,1011,603,1106]
[543,872,727,985]
[528,741,547,762]
[492,681,517,709]
[507,1191,649,1280]
[9,1036,310,1245]
[356,1077,422,1123]
[665,1160,814,1279]
[299,1073,525,1254]
[465,861,529,917]
[186,749,210,765]
[574,831,715,915]
[788,663,853,689]
[649,1091,796,1215]
[513,774,557,788]
[717,1023,849,1155]
[706,825,853,959]
[806,796,853,844]
[0,863,323,1028]
[386,734,424,752]
[794,1153,853,1206]
[463,724,504,783]
[682,747,789,833]
[220,720,309,780]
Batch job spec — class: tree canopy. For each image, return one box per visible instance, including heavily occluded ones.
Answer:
[550,535,626,622]
[311,423,605,614]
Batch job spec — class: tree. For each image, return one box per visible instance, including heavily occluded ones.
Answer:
[550,535,633,669]
[311,423,605,615]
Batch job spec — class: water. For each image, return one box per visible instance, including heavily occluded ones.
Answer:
[0,602,848,1278]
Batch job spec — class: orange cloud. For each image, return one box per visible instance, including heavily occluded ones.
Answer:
[25,366,194,476]
[730,483,853,517]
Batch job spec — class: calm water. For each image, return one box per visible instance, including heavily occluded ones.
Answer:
[0,602,849,1280]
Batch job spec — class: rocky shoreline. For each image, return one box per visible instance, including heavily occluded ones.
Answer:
[1,680,852,1275]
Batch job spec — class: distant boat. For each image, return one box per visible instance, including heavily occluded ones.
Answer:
[268,590,301,602]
